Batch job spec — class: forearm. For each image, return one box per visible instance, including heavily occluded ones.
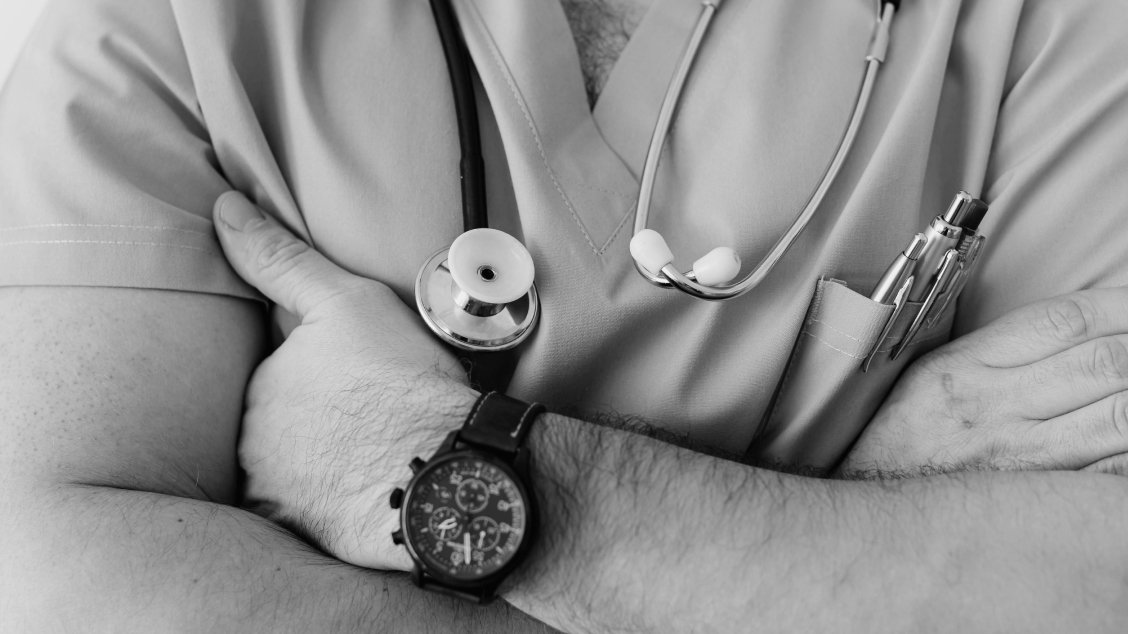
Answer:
[2,484,555,633]
[507,413,1128,634]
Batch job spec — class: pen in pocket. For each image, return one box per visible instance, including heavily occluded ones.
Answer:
[870,232,927,304]
[864,192,990,368]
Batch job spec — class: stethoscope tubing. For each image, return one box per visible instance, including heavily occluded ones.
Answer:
[424,0,900,332]
[633,1,898,300]
[632,0,720,242]
[429,0,488,233]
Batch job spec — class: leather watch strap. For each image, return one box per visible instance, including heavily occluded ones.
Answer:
[420,578,493,604]
[458,392,545,458]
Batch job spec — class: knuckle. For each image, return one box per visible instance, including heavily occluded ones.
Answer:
[1108,392,1128,443]
[1034,295,1096,344]
[1085,338,1128,385]
[251,229,313,278]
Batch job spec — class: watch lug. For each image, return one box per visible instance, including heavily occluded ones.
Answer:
[513,447,531,474]
[408,457,426,474]
[436,429,461,455]
[410,564,424,588]
[479,580,502,605]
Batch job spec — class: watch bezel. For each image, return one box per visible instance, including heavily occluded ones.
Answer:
[399,448,538,589]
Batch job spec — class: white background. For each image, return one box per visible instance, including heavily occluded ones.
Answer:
[0,0,50,90]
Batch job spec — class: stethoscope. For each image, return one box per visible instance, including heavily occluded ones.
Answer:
[416,0,900,351]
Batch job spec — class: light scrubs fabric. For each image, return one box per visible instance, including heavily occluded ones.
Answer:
[2,0,1128,456]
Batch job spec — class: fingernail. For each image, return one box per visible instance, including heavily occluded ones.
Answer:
[219,193,264,231]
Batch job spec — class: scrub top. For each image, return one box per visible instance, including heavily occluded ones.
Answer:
[2,0,1128,458]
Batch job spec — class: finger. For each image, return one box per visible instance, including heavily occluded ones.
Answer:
[1029,391,1128,470]
[214,192,366,321]
[1082,452,1128,477]
[1006,334,1128,420]
[946,289,1128,368]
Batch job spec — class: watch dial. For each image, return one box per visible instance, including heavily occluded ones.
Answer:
[405,455,528,581]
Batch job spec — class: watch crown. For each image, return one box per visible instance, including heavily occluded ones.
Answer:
[391,529,404,546]
[389,488,404,509]
[409,457,426,474]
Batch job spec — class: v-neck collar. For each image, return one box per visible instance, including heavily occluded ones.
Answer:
[453,0,703,255]
[593,0,706,179]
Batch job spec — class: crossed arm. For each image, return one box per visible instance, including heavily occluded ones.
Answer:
[0,287,554,633]
[519,414,1128,632]
[7,206,1128,633]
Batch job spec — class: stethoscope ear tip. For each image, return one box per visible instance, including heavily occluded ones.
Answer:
[629,229,675,275]
[692,247,741,286]
[629,230,742,287]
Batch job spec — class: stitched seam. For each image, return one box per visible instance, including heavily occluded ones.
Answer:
[598,201,637,254]
[465,1,599,254]
[511,402,539,439]
[556,177,638,201]
[808,318,872,343]
[766,283,826,425]
[0,240,210,253]
[0,223,210,236]
[801,330,868,359]
[466,392,491,428]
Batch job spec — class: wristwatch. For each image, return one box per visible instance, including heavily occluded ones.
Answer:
[389,391,545,604]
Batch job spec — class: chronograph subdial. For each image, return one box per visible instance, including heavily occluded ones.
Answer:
[403,451,533,583]
[427,507,464,541]
[455,478,490,513]
[468,516,500,551]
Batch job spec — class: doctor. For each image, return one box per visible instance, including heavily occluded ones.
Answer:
[3,0,1128,631]
[210,190,1128,633]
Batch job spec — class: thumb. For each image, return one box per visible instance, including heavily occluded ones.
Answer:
[214,191,364,321]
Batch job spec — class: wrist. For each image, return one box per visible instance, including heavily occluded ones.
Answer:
[502,415,619,612]
[315,379,480,572]
[398,380,481,464]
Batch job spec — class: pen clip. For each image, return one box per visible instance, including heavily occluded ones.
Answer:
[926,235,986,330]
[862,275,913,373]
[892,248,960,361]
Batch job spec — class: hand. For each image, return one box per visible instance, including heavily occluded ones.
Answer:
[213,192,479,570]
[839,289,1128,478]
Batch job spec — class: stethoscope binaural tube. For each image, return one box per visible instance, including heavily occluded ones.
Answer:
[630,1,899,301]
[415,0,540,352]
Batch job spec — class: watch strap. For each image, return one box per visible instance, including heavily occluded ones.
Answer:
[457,392,545,458]
[418,576,497,604]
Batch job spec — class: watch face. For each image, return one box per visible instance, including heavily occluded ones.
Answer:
[404,452,531,583]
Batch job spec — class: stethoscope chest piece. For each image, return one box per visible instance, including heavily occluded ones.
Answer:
[415,228,539,352]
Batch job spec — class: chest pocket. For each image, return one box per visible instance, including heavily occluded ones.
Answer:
[743,278,956,475]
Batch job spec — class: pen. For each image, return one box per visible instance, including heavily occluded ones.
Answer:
[926,198,990,328]
[862,274,914,372]
[863,192,990,369]
[870,232,928,303]
[946,195,989,234]
[892,247,960,360]
[905,192,974,302]
[863,233,927,371]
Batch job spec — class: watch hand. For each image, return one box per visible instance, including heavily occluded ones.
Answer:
[478,531,485,548]
[463,531,472,562]
[437,518,457,531]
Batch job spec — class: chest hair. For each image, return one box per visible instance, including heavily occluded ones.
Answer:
[561,0,655,108]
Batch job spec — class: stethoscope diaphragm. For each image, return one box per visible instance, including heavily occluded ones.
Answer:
[415,228,539,352]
